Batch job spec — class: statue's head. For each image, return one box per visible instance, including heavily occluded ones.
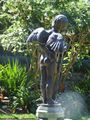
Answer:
[52,14,68,32]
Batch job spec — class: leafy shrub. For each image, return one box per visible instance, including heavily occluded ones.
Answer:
[0,22,28,53]
[0,62,40,113]
[12,86,39,113]
[0,61,27,95]
[73,71,90,95]
[73,59,90,73]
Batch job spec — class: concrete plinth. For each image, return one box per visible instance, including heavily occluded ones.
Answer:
[36,104,64,120]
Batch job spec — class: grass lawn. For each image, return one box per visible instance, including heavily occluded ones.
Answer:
[0,114,36,119]
[0,114,90,120]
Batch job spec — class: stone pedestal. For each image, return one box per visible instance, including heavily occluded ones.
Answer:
[36,104,64,120]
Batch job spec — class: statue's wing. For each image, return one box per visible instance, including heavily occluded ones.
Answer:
[46,32,67,53]
[27,27,49,44]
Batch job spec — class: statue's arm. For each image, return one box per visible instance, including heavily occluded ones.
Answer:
[46,32,67,53]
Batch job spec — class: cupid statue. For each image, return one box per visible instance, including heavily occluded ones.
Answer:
[27,14,68,104]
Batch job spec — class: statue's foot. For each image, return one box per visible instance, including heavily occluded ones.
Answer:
[47,98,58,105]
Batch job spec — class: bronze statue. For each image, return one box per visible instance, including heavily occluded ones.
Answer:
[27,14,68,104]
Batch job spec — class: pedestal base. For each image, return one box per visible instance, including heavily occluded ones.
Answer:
[36,104,64,120]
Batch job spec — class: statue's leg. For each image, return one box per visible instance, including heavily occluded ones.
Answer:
[45,60,55,104]
[54,53,63,94]
[40,65,47,103]
[40,55,47,103]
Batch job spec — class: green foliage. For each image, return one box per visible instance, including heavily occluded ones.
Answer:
[0,22,27,52]
[12,86,39,113]
[0,62,40,113]
[73,71,90,95]
[0,61,27,95]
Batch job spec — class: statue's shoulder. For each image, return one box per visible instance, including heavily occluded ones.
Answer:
[37,27,49,43]
[33,27,45,34]
[27,27,49,44]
